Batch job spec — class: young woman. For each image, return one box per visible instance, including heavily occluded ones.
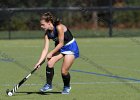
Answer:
[34,12,79,94]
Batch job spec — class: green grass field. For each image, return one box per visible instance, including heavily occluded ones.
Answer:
[0,37,140,100]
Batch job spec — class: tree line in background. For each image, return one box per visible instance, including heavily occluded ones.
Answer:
[0,0,140,30]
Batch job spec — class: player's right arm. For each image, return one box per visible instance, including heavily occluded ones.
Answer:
[35,35,49,68]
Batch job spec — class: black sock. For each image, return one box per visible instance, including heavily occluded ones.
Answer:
[62,73,71,87]
[46,65,54,86]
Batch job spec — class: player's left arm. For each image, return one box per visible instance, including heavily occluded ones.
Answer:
[47,25,64,58]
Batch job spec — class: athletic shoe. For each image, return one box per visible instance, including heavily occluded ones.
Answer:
[62,86,71,94]
[40,84,52,92]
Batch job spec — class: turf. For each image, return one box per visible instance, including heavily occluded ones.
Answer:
[0,37,140,100]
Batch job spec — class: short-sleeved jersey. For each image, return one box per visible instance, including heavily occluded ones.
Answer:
[45,26,73,46]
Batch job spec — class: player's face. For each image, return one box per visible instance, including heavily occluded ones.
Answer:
[40,20,53,31]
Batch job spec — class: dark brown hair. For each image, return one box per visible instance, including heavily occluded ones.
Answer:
[41,12,61,26]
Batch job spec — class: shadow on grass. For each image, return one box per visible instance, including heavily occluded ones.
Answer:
[16,91,61,95]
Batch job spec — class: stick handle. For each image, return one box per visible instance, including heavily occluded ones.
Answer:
[9,61,44,94]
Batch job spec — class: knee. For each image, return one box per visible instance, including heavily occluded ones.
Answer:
[47,60,54,68]
[61,68,69,75]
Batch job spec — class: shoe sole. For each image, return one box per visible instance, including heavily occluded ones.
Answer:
[61,87,71,94]
[40,89,53,92]
[61,92,70,94]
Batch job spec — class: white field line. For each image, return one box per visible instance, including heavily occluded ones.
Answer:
[13,56,37,59]
[1,81,140,87]
[3,45,41,48]
[99,65,140,72]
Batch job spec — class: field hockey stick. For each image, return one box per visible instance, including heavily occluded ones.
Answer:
[6,60,45,96]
